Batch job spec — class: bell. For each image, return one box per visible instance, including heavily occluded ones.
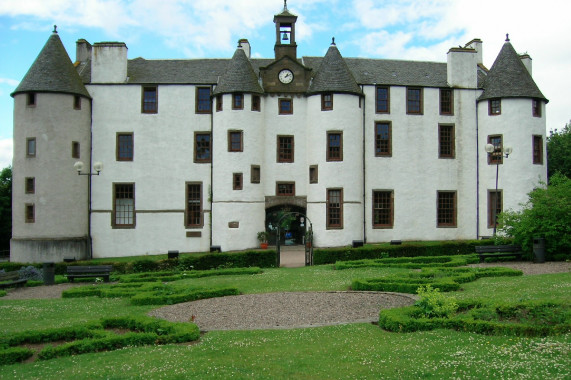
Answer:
[282,32,289,41]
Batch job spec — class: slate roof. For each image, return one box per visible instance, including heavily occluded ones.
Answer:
[479,41,548,102]
[12,32,91,98]
[212,48,264,95]
[307,44,362,95]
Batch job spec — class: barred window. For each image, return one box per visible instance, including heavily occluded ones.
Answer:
[186,183,202,227]
[114,184,135,227]
[25,177,35,194]
[406,87,422,114]
[532,135,543,164]
[277,135,294,162]
[437,191,456,227]
[327,188,343,229]
[373,190,393,228]
[194,133,211,163]
[117,133,133,161]
[327,132,342,161]
[440,89,453,115]
[439,124,455,158]
[488,190,502,228]
[25,204,35,223]
[228,131,243,152]
[252,95,261,111]
[376,86,390,113]
[233,173,243,190]
[196,87,211,113]
[142,86,157,113]
[488,135,503,164]
[232,93,244,110]
[322,94,333,111]
[276,182,295,196]
[375,122,391,156]
[489,99,501,115]
[251,165,260,184]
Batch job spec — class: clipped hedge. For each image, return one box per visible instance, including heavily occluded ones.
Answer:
[335,254,478,270]
[0,316,201,365]
[118,267,262,283]
[129,287,240,306]
[314,240,496,265]
[178,250,276,271]
[378,300,571,336]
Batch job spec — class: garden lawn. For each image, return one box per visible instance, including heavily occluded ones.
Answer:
[0,264,569,379]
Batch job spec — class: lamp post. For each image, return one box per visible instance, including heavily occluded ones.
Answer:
[74,161,103,258]
[484,144,512,236]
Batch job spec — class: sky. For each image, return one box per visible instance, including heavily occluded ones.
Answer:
[0,0,570,169]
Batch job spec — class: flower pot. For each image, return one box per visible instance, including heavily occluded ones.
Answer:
[260,243,269,249]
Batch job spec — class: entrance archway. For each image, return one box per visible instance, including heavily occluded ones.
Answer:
[265,205,306,246]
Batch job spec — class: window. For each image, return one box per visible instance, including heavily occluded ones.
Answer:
[488,190,502,228]
[374,122,391,157]
[25,177,35,194]
[26,138,36,157]
[27,93,36,107]
[437,191,456,227]
[533,135,543,164]
[438,124,455,158]
[373,190,393,228]
[309,165,318,184]
[216,95,223,112]
[277,135,294,162]
[74,95,81,110]
[232,93,244,110]
[233,173,243,190]
[406,87,423,114]
[196,87,211,113]
[276,182,295,196]
[194,133,211,163]
[489,99,501,115]
[327,189,343,229]
[251,165,260,184]
[327,132,343,161]
[487,135,503,164]
[322,94,333,111]
[440,89,453,115]
[376,86,390,113]
[117,133,134,161]
[25,204,35,223]
[186,183,203,227]
[142,86,157,113]
[113,183,135,228]
[279,98,293,114]
[532,99,541,117]
[72,141,80,159]
[252,95,261,111]
[228,131,243,152]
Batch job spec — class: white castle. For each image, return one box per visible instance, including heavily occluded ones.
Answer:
[11,4,547,262]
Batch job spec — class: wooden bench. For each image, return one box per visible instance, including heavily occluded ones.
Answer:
[475,245,523,263]
[0,271,28,289]
[66,265,113,282]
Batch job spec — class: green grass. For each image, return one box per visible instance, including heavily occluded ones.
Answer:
[0,264,569,378]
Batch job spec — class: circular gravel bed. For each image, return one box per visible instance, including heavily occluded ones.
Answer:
[148,291,416,331]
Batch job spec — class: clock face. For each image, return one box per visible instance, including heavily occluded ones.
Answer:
[278,69,294,84]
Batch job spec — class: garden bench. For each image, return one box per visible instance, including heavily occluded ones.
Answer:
[0,271,28,289]
[66,265,113,282]
[475,245,523,263]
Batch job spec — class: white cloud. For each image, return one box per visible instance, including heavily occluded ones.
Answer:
[0,78,19,87]
[0,138,13,169]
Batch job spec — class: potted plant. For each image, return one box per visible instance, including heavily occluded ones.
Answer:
[257,231,269,249]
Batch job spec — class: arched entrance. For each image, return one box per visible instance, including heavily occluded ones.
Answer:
[265,205,306,246]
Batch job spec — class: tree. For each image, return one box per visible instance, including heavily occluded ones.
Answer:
[499,173,571,259]
[0,166,11,252]
[547,121,571,179]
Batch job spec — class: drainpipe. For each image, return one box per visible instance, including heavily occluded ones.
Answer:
[361,86,367,243]
[88,98,94,259]
[209,85,214,249]
[475,96,480,239]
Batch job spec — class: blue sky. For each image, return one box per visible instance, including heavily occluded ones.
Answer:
[1,0,569,169]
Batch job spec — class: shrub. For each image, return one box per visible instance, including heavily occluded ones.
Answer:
[0,347,34,365]
[18,265,43,281]
[178,250,276,270]
[415,285,458,318]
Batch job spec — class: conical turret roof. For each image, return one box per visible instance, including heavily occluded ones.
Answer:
[11,30,91,99]
[479,39,547,102]
[308,42,362,95]
[212,47,264,95]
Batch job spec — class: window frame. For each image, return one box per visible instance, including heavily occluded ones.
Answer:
[72,141,80,159]
[251,165,261,184]
[326,131,343,161]
[252,95,261,111]
[233,173,243,190]
[309,165,318,184]
[112,183,135,228]
[278,98,293,115]
[487,135,503,165]
[185,182,203,228]
[26,137,36,157]
[25,177,35,194]
[25,203,35,223]
[141,86,158,114]
[374,121,392,157]
[439,88,453,115]
[228,130,243,152]
[372,190,394,228]
[321,93,333,111]
[532,135,543,165]
[532,99,541,117]
[375,86,390,113]
[326,188,343,229]
[488,98,501,115]
[116,133,134,162]
[216,95,223,112]
[488,189,502,228]
[232,93,244,110]
[277,135,294,163]
[276,182,295,196]
[437,191,457,228]
[406,87,423,115]
[438,124,455,159]
[194,132,212,163]
[196,87,212,114]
